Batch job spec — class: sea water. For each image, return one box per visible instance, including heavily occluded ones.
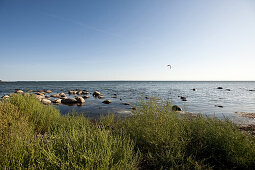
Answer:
[0,81,255,124]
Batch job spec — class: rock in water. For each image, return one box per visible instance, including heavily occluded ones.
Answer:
[51,94,60,98]
[217,87,223,89]
[93,91,101,97]
[102,100,112,104]
[51,99,62,104]
[1,95,10,100]
[59,93,66,97]
[42,99,51,105]
[15,89,23,94]
[61,98,77,104]
[75,96,85,103]
[83,95,90,99]
[172,105,182,111]
[45,90,52,93]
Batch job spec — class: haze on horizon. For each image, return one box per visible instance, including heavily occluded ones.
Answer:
[0,0,255,81]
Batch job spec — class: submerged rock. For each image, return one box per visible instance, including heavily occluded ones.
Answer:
[102,100,112,104]
[172,105,182,111]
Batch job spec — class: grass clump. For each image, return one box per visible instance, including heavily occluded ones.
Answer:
[111,98,255,169]
[0,94,139,169]
[1,94,255,169]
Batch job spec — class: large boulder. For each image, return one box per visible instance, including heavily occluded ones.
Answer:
[102,100,112,104]
[75,96,85,103]
[61,98,77,104]
[172,105,182,111]
[42,99,51,105]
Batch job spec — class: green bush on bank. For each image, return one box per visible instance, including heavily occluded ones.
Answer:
[0,94,255,169]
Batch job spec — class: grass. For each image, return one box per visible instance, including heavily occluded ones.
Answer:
[1,94,255,169]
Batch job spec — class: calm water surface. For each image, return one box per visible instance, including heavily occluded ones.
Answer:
[0,81,255,124]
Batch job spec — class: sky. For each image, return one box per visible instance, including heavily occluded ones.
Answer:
[0,0,255,81]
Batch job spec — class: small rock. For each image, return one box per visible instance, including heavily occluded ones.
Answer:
[35,92,44,96]
[42,99,51,105]
[122,103,130,105]
[45,96,50,99]
[45,90,52,93]
[1,95,10,100]
[215,105,223,108]
[112,96,117,98]
[82,91,89,95]
[226,89,231,91]
[180,96,187,101]
[131,107,136,110]
[93,91,101,97]
[51,99,62,104]
[75,96,85,103]
[172,105,182,111]
[51,94,60,98]
[192,88,197,91]
[15,89,23,94]
[77,91,83,95]
[69,90,77,95]
[35,95,45,101]
[248,90,255,92]
[98,96,105,99]
[217,87,223,89]
[102,100,112,104]
[83,95,90,99]
[59,93,66,97]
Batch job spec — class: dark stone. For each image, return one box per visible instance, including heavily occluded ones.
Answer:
[217,87,223,89]
[102,100,112,104]
[61,98,77,104]
[172,105,182,111]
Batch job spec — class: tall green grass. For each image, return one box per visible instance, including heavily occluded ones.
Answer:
[109,98,255,169]
[0,94,255,169]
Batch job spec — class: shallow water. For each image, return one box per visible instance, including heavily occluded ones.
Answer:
[0,81,255,124]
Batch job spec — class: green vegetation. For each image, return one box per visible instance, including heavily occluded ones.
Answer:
[1,95,255,169]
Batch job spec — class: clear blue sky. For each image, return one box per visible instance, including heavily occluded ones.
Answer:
[1,0,255,81]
